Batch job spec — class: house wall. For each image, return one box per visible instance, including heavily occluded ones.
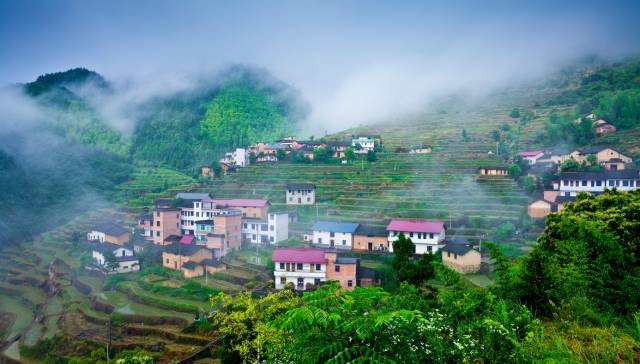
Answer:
[442,250,481,274]
[313,230,353,249]
[213,214,242,255]
[92,248,138,274]
[268,213,289,244]
[182,266,204,278]
[596,148,632,163]
[528,200,552,219]
[105,232,129,245]
[326,259,357,290]
[273,261,326,290]
[543,190,561,202]
[87,230,106,242]
[353,234,388,252]
[152,209,181,245]
[162,249,212,271]
[286,189,316,205]
[238,206,268,219]
[479,168,508,176]
[388,228,445,254]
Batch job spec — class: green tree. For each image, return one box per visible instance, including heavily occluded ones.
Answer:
[366,149,377,162]
[391,233,435,286]
[508,163,523,178]
[344,147,355,161]
[200,84,293,149]
[462,128,469,141]
[103,250,120,272]
[510,108,521,118]
[276,148,287,161]
[491,222,516,242]
[313,147,330,163]
[249,152,257,164]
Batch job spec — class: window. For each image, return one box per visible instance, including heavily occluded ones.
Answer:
[582,180,587,186]
[252,234,257,240]
[307,197,311,202]
[156,221,160,227]
[348,280,353,287]
[330,232,335,237]
[596,181,602,186]
[342,240,347,245]
[243,223,247,228]
[297,263,303,270]
[447,252,450,258]
[454,253,458,259]
[429,233,434,239]
[623,180,629,187]
[563,180,568,186]
[314,278,321,285]
[409,232,414,238]
[156,231,160,237]
[280,277,286,284]
[165,259,169,264]
[427,246,432,253]
[279,263,285,270]
[318,237,323,243]
[316,264,321,271]
[335,265,341,272]
[270,225,274,231]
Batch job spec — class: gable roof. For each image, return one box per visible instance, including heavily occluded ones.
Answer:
[176,192,211,201]
[327,140,351,147]
[287,183,316,190]
[355,225,388,236]
[94,242,128,254]
[182,261,200,270]
[312,221,359,233]
[210,198,269,208]
[387,219,444,233]
[335,257,359,264]
[357,266,377,279]
[556,196,577,204]
[272,248,327,264]
[479,166,508,171]
[559,170,640,180]
[91,222,128,237]
[179,235,195,244]
[442,243,477,256]
[518,150,544,157]
[163,243,210,257]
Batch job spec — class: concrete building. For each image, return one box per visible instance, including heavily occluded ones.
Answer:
[242,212,289,245]
[161,243,224,278]
[478,166,509,176]
[220,148,250,168]
[87,223,130,245]
[272,248,375,291]
[286,183,316,205]
[92,243,139,274]
[353,225,389,252]
[387,219,446,254]
[352,135,376,154]
[151,208,181,245]
[311,221,360,249]
[556,170,640,197]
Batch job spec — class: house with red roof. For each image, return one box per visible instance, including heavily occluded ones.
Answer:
[518,150,544,165]
[272,247,376,290]
[386,219,446,254]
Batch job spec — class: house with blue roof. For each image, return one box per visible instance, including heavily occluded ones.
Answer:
[311,221,360,249]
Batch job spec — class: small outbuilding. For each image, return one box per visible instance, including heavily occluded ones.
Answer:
[441,242,481,274]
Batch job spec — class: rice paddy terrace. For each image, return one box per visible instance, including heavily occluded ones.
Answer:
[198,104,551,243]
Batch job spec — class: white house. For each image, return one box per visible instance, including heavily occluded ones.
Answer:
[351,136,375,154]
[286,183,316,205]
[555,170,640,197]
[386,219,446,254]
[242,213,289,245]
[86,222,129,244]
[311,221,359,249]
[92,243,139,274]
[273,248,327,290]
[180,198,239,235]
[220,148,250,168]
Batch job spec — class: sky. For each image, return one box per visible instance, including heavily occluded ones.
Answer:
[1,0,640,131]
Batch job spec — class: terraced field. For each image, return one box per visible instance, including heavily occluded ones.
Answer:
[0,209,260,363]
[196,106,550,242]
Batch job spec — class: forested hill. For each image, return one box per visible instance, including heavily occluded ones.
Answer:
[132,65,309,170]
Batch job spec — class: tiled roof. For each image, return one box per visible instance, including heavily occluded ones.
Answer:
[312,221,359,233]
[182,261,200,270]
[442,244,476,256]
[355,225,388,236]
[387,219,444,233]
[163,243,210,257]
[556,196,577,203]
[287,183,316,190]
[176,192,211,200]
[559,170,639,180]
[519,150,544,157]
[479,166,508,171]
[94,242,128,254]
[210,199,269,208]
[272,248,327,264]
[179,235,195,244]
[357,266,377,279]
[335,257,359,264]
[91,222,128,237]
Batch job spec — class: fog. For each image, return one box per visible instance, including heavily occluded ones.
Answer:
[1,1,639,135]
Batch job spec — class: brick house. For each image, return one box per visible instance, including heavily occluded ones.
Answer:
[211,198,270,219]
[161,244,224,278]
[441,242,481,274]
[151,208,181,245]
[353,225,389,252]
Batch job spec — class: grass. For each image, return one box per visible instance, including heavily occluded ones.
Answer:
[116,166,198,208]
